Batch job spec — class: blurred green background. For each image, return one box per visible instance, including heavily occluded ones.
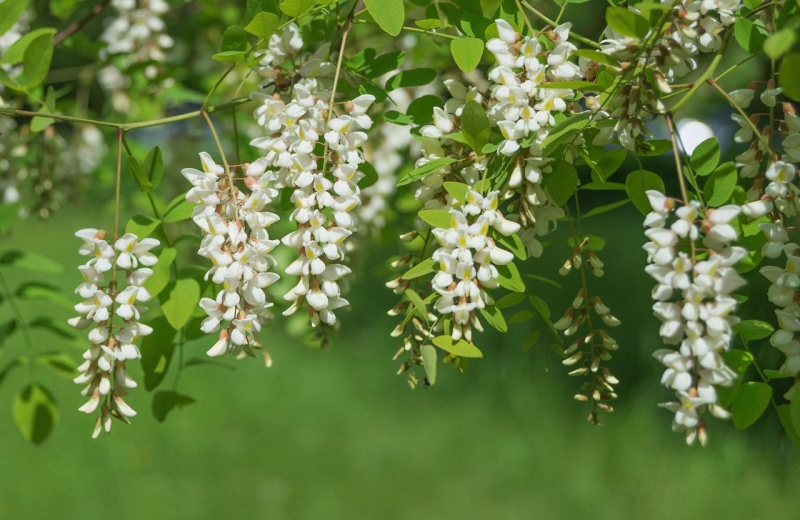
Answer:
[2,188,799,519]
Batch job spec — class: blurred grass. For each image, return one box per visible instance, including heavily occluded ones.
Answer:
[1,203,799,520]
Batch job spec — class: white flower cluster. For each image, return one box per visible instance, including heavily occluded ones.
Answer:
[182,152,281,358]
[100,0,173,77]
[430,189,520,342]
[597,0,741,150]
[246,24,375,328]
[761,244,800,401]
[643,190,746,445]
[415,19,573,256]
[70,228,159,438]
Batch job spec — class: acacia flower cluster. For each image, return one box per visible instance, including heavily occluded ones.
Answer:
[431,189,520,342]
[100,0,174,77]
[182,152,281,358]
[70,228,159,437]
[643,190,745,445]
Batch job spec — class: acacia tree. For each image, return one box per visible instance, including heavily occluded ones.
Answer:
[0,0,799,448]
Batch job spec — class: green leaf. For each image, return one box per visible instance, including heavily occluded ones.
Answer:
[384,68,438,90]
[605,7,650,39]
[406,95,441,125]
[145,247,177,298]
[625,169,665,215]
[402,258,435,280]
[418,209,453,229]
[546,162,578,207]
[541,112,591,151]
[461,100,491,153]
[20,31,54,88]
[540,81,602,91]
[0,203,20,234]
[159,279,201,330]
[450,37,485,73]
[163,195,195,223]
[582,199,630,218]
[496,293,526,309]
[140,315,177,391]
[737,320,774,341]
[125,214,161,238]
[0,249,63,273]
[420,344,437,385]
[279,0,314,16]
[404,289,428,318]
[443,182,469,203]
[397,157,456,186]
[16,282,72,309]
[791,386,800,437]
[152,390,196,422]
[703,162,737,206]
[29,318,75,340]
[415,19,442,29]
[183,357,236,370]
[0,319,18,348]
[244,12,280,38]
[0,0,28,36]
[213,50,246,62]
[127,155,154,193]
[480,304,507,332]
[221,26,247,53]
[246,0,280,22]
[144,146,164,189]
[0,357,22,387]
[689,137,720,176]
[764,28,796,60]
[494,232,526,261]
[522,330,541,351]
[34,351,77,377]
[432,335,483,358]
[777,404,800,449]
[496,262,525,293]
[572,49,620,68]
[3,28,56,65]
[363,0,405,36]
[528,294,551,320]
[363,50,406,79]
[523,274,562,289]
[779,52,800,101]
[734,18,768,53]
[359,162,378,189]
[731,382,772,430]
[13,383,58,445]
[507,310,535,325]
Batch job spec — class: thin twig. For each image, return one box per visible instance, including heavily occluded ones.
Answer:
[54,0,111,46]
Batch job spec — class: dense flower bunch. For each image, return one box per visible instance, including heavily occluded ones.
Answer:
[70,228,159,437]
[597,0,742,151]
[431,189,520,342]
[182,152,281,358]
[98,0,174,112]
[246,23,374,330]
[643,191,745,445]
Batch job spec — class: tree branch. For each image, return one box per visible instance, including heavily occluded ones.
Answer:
[54,0,111,46]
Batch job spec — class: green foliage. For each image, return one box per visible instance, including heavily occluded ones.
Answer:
[160,279,201,330]
[432,335,483,358]
[763,28,796,60]
[605,7,650,39]
[140,315,178,391]
[689,138,719,177]
[418,209,452,229]
[245,12,280,37]
[735,18,769,53]
[731,382,772,430]
[152,391,196,422]
[461,100,491,152]
[703,162,737,206]
[12,383,58,445]
[450,37,485,72]
[546,162,578,207]
[0,0,28,36]
[363,0,405,36]
[0,250,63,273]
[384,68,438,90]
[126,215,161,238]
[737,320,774,341]
[420,344,437,385]
[778,52,800,101]
[625,169,664,215]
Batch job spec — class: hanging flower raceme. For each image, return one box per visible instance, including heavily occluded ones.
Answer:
[643,190,746,445]
[70,228,159,438]
[182,152,281,361]
[428,189,520,343]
